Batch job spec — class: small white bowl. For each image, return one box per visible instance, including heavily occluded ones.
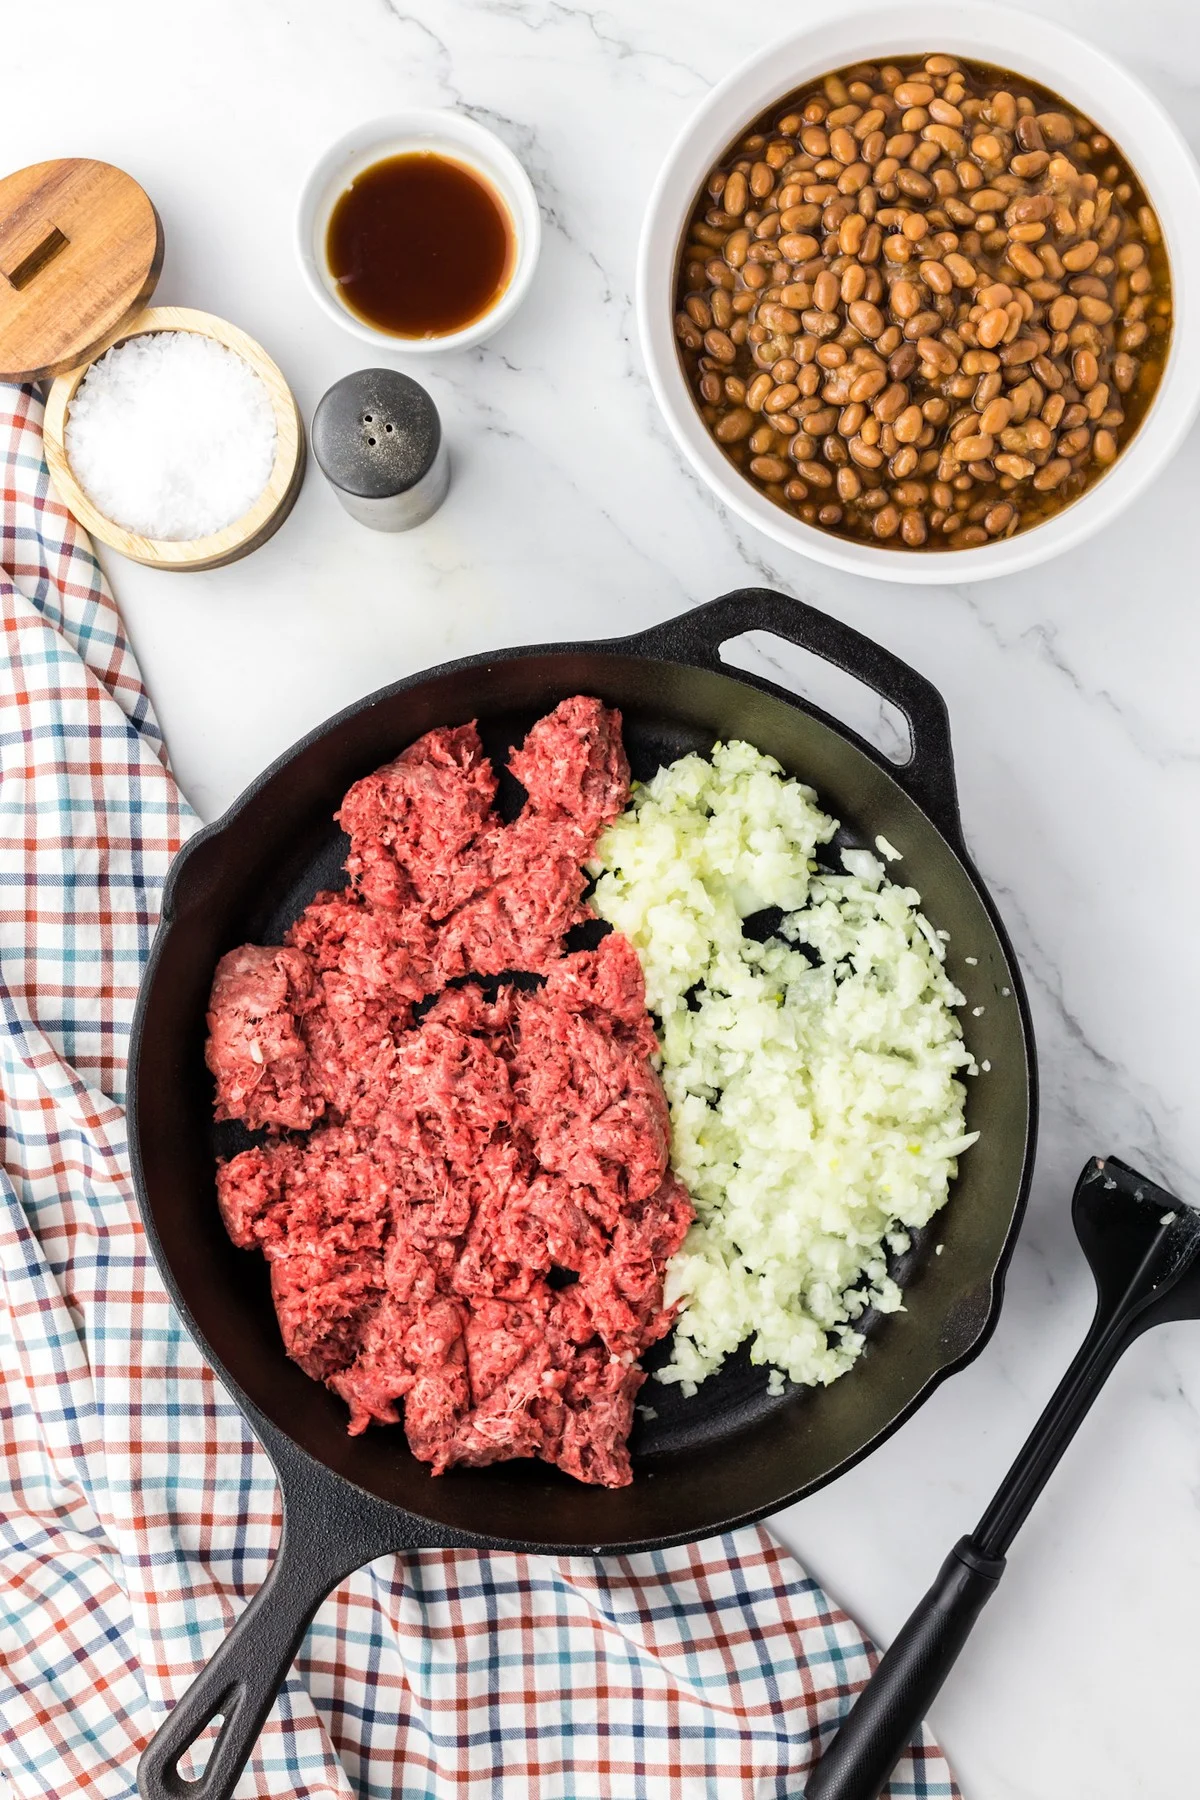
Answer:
[638,1,1200,584]
[297,111,541,355]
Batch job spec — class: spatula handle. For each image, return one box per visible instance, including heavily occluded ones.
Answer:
[804,1539,1004,1800]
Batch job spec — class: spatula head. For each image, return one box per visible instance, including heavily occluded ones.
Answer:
[1074,1157,1200,1336]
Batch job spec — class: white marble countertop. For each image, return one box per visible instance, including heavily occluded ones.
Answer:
[7,0,1200,1792]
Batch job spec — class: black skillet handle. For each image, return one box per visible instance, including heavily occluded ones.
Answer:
[623,590,963,847]
[804,1538,1005,1800]
[136,1447,421,1800]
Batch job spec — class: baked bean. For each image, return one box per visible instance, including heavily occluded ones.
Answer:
[1078,385,1105,423]
[848,367,888,403]
[680,55,1171,551]
[723,172,748,216]
[1111,351,1137,392]
[993,451,1035,478]
[710,288,734,329]
[844,299,883,337]
[917,337,958,375]
[849,436,884,468]
[979,396,1013,435]
[763,383,801,413]
[976,308,1009,349]
[714,407,755,442]
[889,279,922,320]
[1062,239,1099,271]
[888,343,920,383]
[1032,457,1071,490]
[794,458,833,486]
[1006,242,1043,280]
[745,372,773,411]
[875,381,909,422]
[1058,425,1092,456]
[704,328,739,365]
[891,403,923,443]
[812,270,840,312]
[1073,348,1099,389]
[925,123,965,155]
[675,313,703,351]
[1038,112,1074,144]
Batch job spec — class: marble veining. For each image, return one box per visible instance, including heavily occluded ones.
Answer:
[5,0,1200,1791]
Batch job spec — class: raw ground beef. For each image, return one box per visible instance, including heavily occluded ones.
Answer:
[206,697,694,1488]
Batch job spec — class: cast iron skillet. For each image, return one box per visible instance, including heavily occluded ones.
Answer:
[131,590,1037,1800]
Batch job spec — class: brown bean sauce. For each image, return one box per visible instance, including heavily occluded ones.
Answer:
[326,152,514,338]
[674,55,1172,550]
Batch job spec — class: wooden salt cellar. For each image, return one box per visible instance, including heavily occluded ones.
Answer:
[0,158,305,571]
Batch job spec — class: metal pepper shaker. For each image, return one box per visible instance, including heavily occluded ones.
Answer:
[311,368,449,530]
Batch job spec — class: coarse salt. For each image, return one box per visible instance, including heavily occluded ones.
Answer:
[65,332,277,540]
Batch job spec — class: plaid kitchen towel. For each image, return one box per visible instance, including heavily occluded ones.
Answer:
[0,380,959,1800]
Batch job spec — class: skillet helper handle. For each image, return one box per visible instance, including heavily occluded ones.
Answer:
[626,589,962,845]
[137,1478,405,1800]
[804,1538,1004,1800]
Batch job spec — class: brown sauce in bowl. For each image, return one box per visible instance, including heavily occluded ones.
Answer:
[326,152,514,339]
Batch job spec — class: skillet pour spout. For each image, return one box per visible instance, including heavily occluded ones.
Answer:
[130,589,1036,1800]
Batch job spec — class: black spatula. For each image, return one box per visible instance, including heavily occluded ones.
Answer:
[806,1155,1200,1800]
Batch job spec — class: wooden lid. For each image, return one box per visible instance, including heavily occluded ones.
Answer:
[0,158,163,381]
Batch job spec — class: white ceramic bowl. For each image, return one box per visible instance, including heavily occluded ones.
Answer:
[297,111,541,355]
[638,1,1200,583]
